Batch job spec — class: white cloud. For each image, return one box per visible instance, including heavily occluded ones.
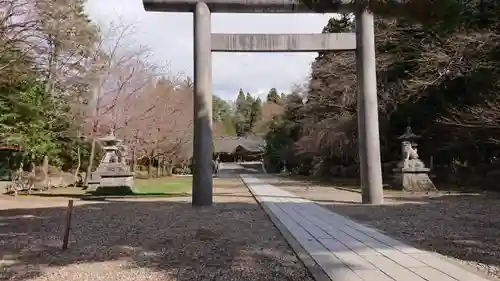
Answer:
[84,0,334,100]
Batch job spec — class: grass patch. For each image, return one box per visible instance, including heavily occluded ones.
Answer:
[96,176,240,197]
[85,177,192,197]
[19,176,242,199]
[129,176,192,196]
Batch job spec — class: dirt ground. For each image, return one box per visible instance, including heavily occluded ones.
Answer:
[0,179,313,281]
[269,176,500,280]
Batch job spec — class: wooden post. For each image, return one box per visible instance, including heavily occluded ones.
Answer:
[62,200,74,250]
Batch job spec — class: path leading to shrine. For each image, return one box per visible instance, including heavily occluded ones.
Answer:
[241,174,495,281]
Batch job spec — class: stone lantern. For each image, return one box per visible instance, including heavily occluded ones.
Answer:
[392,124,436,192]
[88,129,135,194]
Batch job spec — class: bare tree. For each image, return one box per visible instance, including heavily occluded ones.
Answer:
[30,0,99,96]
[0,0,39,81]
[80,21,167,184]
[120,78,193,177]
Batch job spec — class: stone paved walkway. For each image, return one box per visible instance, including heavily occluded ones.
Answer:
[241,175,492,281]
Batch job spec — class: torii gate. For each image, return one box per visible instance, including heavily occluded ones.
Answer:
[143,0,384,206]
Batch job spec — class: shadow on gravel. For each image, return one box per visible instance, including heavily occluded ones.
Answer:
[3,191,500,280]
[0,199,313,281]
[26,192,191,200]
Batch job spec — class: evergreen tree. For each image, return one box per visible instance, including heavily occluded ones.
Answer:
[234,89,250,136]
[248,97,262,132]
[213,95,232,122]
[232,90,264,136]
[280,93,287,102]
[267,88,280,103]
[235,89,246,111]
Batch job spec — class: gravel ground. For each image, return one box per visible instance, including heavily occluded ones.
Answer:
[270,176,500,280]
[0,180,313,281]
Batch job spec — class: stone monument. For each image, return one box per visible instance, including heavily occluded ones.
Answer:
[89,130,135,195]
[392,125,437,192]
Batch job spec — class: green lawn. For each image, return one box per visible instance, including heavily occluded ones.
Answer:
[133,177,240,195]
[133,176,192,195]
[23,176,240,198]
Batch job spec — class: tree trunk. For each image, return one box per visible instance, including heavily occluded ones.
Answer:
[85,137,96,187]
[148,154,153,178]
[85,75,102,187]
[161,156,166,177]
[74,145,81,187]
[156,155,161,177]
[166,158,173,176]
[131,150,136,172]
[162,157,165,176]
[162,158,167,176]
[42,155,49,190]
[28,162,36,194]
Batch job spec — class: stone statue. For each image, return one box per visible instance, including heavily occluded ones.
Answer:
[402,141,419,161]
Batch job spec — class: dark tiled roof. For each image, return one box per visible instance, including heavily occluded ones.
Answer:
[214,137,266,154]
[0,142,23,151]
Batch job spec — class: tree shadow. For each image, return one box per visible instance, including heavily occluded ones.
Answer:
[237,163,264,173]
[0,199,313,281]
[321,192,500,268]
[385,191,497,201]
[277,175,494,194]
[212,192,350,204]
[13,190,192,201]
[272,175,362,190]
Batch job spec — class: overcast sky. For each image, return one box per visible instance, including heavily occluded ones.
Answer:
[84,0,334,101]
